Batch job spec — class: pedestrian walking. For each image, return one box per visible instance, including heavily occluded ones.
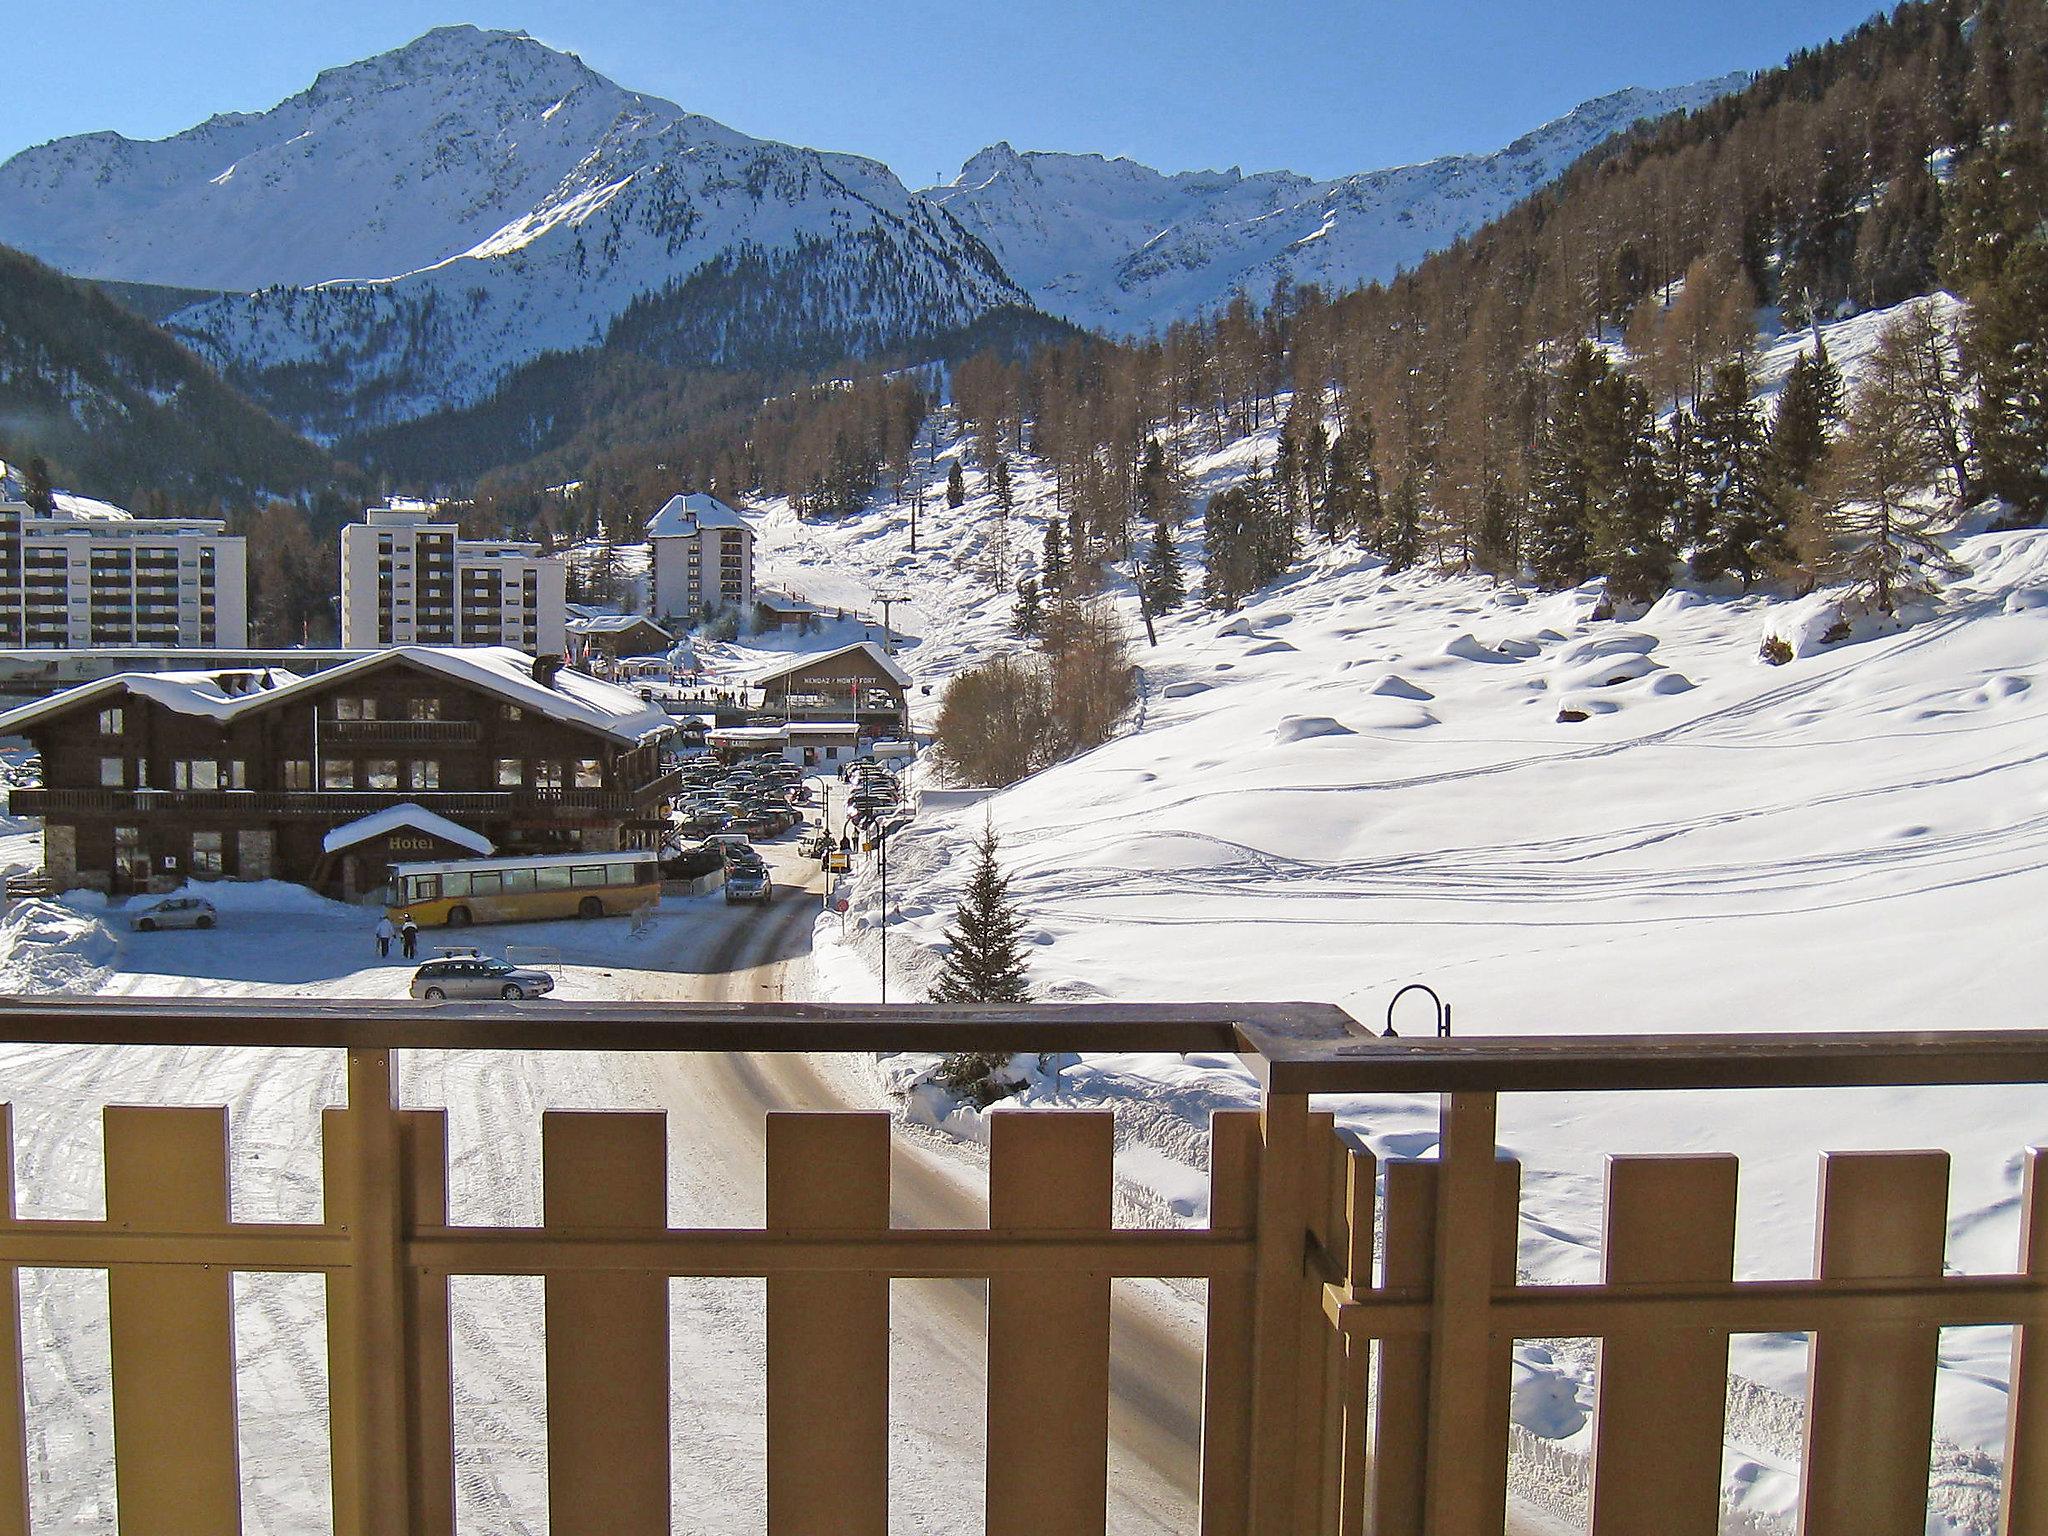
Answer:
[374,914,395,959]
[399,914,419,960]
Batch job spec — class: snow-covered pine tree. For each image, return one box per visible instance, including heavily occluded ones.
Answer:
[1769,343,1844,498]
[928,820,1031,1004]
[1688,359,1793,590]
[1963,239,2048,524]
[1140,513,1185,613]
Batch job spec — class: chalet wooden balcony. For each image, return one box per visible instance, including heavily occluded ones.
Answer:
[11,766,686,820]
[325,717,484,746]
[0,1001,2041,1536]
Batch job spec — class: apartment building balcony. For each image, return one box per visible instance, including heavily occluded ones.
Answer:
[325,718,483,747]
[0,1001,2039,1536]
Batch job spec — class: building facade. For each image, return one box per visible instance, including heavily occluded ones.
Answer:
[647,493,754,624]
[749,641,911,739]
[340,501,567,655]
[1,647,679,896]
[0,466,248,649]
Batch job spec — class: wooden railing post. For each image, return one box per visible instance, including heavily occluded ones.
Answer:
[1202,1110,1261,1536]
[337,1046,416,1536]
[1422,1091,1510,1536]
[1246,1089,1311,1536]
[0,1106,26,1536]
[2003,1146,2047,1536]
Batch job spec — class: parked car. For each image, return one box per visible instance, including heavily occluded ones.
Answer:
[129,895,217,932]
[410,957,556,1001]
[706,831,753,857]
[662,844,725,880]
[724,863,774,905]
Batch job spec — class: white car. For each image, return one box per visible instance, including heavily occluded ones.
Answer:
[129,896,217,932]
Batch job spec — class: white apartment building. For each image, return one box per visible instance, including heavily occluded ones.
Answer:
[647,492,754,624]
[339,500,566,654]
[0,463,248,649]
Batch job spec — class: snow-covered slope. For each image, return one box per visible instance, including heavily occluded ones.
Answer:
[925,76,1747,333]
[0,27,1027,436]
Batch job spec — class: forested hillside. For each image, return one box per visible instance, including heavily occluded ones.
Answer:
[0,243,349,511]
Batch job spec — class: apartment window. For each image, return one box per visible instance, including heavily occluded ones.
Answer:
[98,706,123,735]
[574,759,602,789]
[408,697,441,721]
[366,760,399,790]
[228,761,247,790]
[283,760,313,789]
[191,831,224,877]
[173,760,220,791]
[100,757,124,788]
[533,761,564,792]
[496,758,523,788]
[322,759,356,790]
[408,760,440,790]
[335,698,377,721]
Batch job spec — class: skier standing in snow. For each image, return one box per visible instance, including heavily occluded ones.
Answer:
[374,914,395,959]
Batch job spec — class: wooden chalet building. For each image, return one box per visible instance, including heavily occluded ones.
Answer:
[1,647,679,897]
[748,641,910,739]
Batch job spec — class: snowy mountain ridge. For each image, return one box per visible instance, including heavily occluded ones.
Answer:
[0,26,1027,440]
[923,74,1750,334]
[0,28,1744,437]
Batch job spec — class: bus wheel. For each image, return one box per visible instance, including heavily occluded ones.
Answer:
[447,906,471,927]
[578,896,604,919]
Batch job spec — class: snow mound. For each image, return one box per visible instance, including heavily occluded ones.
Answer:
[1761,594,1847,660]
[1246,639,1299,656]
[1367,673,1434,701]
[159,879,358,916]
[1510,1347,1592,1440]
[1553,649,1661,690]
[1442,633,1514,664]
[1356,701,1441,731]
[1274,715,1357,744]
[1162,680,1214,699]
[0,899,117,994]
[2003,588,2048,614]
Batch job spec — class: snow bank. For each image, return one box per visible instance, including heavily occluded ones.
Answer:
[0,899,116,994]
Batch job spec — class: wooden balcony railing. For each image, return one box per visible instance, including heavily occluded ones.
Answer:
[325,718,484,746]
[10,766,686,820]
[0,1001,2041,1536]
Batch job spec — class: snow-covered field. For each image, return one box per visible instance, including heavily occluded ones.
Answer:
[761,385,2046,1529]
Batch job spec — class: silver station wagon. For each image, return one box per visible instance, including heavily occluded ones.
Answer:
[409,957,556,1001]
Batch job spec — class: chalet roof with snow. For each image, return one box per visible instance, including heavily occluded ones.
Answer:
[646,492,750,539]
[748,641,913,691]
[0,646,676,747]
[566,612,673,638]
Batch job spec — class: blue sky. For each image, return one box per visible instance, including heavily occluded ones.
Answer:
[7,1,1886,184]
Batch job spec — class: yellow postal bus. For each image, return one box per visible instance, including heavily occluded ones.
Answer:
[387,850,661,928]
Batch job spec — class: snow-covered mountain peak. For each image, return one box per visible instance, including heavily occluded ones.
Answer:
[928,73,1749,334]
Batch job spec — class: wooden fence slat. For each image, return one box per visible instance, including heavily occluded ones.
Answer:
[986,1109,1113,1536]
[1246,1091,1312,1536]
[103,1104,242,1534]
[1372,1159,1437,1536]
[324,1105,454,1536]
[1201,1108,1260,1536]
[2003,1146,2047,1536]
[765,1112,890,1536]
[1799,1149,1949,1536]
[1291,1111,1338,1536]
[1589,1155,1738,1536]
[1334,1133,1375,1536]
[542,1111,669,1536]
[0,1106,26,1536]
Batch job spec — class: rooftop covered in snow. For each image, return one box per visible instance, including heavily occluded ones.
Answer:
[647,492,750,539]
[321,804,495,857]
[748,641,912,691]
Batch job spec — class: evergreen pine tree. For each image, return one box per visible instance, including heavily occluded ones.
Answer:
[1964,238,2048,523]
[1140,514,1185,613]
[928,821,1031,1004]
[945,461,966,509]
[1040,518,1069,594]
[1597,404,1678,609]
[1011,575,1044,638]
[1322,417,1382,544]
[21,457,54,518]
[1769,344,1844,496]
[1832,346,1962,613]
[1379,472,1424,574]
[1689,360,1793,589]
[1474,478,1518,577]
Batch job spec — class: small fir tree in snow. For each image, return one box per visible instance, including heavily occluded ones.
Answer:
[928,821,1031,1005]
[1688,359,1792,589]
[1378,471,1424,575]
[945,461,966,509]
[1139,514,1185,613]
[1011,575,1044,638]
[1041,519,1070,594]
